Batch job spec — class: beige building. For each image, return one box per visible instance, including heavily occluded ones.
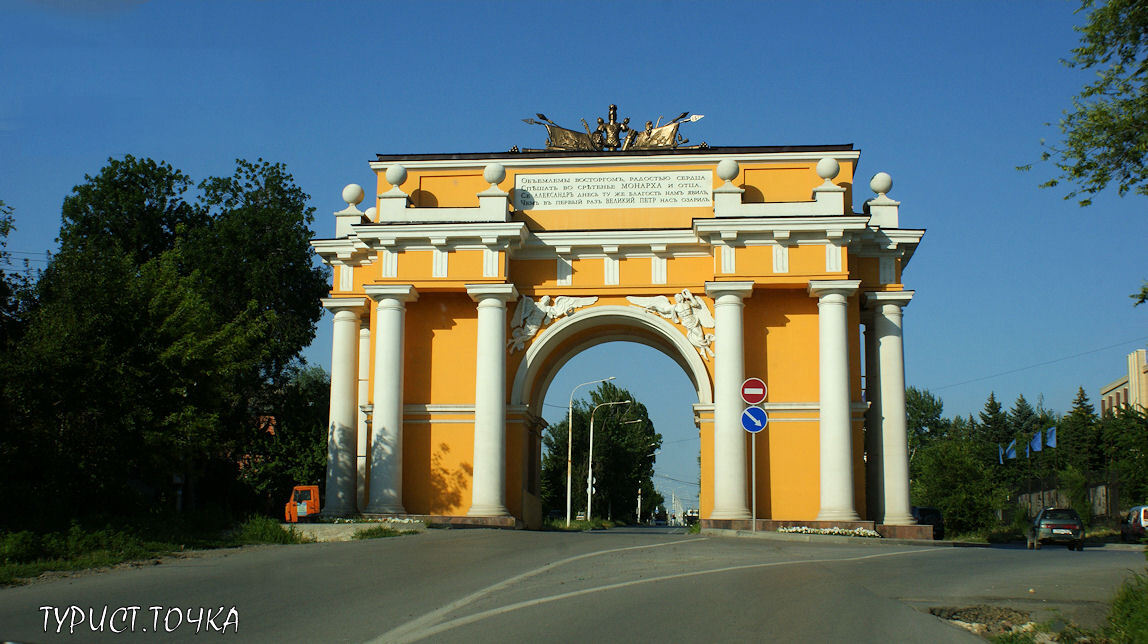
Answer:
[1100,349,1148,415]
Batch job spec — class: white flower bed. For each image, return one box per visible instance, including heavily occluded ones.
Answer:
[329,517,423,524]
[778,526,882,538]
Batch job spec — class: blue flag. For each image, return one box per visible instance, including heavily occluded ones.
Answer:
[1028,430,1043,457]
[999,444,1004,465]
[1005,439,1017,460]
[1046,426,1057,449]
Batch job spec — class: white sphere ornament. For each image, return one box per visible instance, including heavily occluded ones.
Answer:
[483,163,506,185]
[386,164,407,188]
[870,172,893,196]
[716,158,740,182]
[342,183,365,206]
[816,158,840,181]
[364,206,377,220]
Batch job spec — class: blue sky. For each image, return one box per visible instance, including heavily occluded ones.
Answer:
[3,1,1145,509]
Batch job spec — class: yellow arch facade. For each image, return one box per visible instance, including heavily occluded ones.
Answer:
[312,144,926,535]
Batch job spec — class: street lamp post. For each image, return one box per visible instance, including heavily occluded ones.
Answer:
[586,399,631,521]
[567,377,615,527]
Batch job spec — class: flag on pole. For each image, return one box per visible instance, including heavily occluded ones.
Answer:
[1046,426,1057,449]
[1028,430,1043,457]
[1005,439,1017,460]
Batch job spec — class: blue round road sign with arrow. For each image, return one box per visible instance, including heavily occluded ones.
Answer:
[741,406,768,433]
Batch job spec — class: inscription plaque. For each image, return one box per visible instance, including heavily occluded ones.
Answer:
[513,170,713,211]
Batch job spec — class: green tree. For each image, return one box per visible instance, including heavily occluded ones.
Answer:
[0,156,327,528]
[238,366,330,513]
[911,418,1004,535]
[906,386,948,458]
[1059,387,1102,473]
[1023,0,1148,303]
[1102,406,1148,503]
[540,381,661,522]
[1032,0,1148,207]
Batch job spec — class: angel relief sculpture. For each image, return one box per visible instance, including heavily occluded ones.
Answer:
[507,295,598,352]
[626,289,716,359]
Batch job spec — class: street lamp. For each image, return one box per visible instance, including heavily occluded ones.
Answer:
[586,399,630,521]
[567,377,615,527]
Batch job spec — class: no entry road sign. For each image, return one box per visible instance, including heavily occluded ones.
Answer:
[741,378,767,405]
[741,406,768,433]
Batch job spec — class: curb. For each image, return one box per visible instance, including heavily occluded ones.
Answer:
[702,528,990,548]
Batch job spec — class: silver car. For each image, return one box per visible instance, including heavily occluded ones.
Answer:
[1027,507,1085,551]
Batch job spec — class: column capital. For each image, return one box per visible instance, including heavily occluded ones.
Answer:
[863,290,914,310]
[363,284,418,303]
[465,283,518,303]
[704,281,754,299]
[808,279,861,299]
[321,297,370,315]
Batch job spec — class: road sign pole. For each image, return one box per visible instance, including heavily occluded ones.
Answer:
[751,432,757,533]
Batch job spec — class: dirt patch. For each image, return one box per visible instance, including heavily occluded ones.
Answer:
[930,605,1035,637]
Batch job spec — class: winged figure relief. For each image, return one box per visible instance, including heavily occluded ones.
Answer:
[507,295,598,352]
[626,289,716,359]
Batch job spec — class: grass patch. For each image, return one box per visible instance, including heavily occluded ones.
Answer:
[0,513,311,586]
[232,515,311,545]
[351,525,416,540]
[542,517,618,531]
[1107,571,1148,643]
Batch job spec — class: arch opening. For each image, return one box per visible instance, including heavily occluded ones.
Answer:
[511,306,712,526]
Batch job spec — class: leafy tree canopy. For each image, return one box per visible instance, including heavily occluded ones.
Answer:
[0,156,329,527]
[1030,0,1148,207]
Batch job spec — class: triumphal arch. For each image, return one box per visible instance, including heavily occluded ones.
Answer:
[311,106,927,535]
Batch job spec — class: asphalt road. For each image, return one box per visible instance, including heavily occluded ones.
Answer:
[1,528,1143,643]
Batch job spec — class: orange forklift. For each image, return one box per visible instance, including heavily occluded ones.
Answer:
[284,485,320,523]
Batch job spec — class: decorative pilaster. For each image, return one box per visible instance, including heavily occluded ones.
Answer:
[466,283,518,517]
[809,280,861,521]
[704,281,755,520]
[864,291,915,525]
[363,285,418,514]
[321,297,369,515]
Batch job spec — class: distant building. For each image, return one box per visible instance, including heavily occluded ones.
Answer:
[1100,349,1147,415]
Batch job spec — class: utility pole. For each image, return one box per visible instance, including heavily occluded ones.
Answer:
[637,487,642,524]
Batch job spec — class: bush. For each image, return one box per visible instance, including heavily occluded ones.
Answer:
[234,516,308,545]
[0,531,42,563]
[1108,572,1148,643]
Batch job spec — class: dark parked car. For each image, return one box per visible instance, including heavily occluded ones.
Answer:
[911,506,944,540]
[1028,507,1085,551]
[1120,506,1147,543]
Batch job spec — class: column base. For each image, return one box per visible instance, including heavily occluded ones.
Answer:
[880,512,915,526]
[816,508,861,521]
[710,507,752,520]
[467,503,510,517]
[320,505,357,518]
[363,503,406,514]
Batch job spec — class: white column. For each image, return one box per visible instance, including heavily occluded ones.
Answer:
[322,297,369,516]
[862,311,884,522]
[363,285,417,514]
[466,283,518,517]
[705,281,755,520]
[809,280,861,521]
[356,326,371,511]
[865,291,915,525]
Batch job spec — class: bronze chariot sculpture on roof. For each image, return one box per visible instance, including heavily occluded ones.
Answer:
[518,104,707,152]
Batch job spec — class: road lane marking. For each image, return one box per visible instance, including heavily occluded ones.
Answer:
[371,537,705,643]
[385,547,950,642]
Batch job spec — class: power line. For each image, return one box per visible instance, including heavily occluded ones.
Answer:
[932,335,1148,392]
[653,473,699,487]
